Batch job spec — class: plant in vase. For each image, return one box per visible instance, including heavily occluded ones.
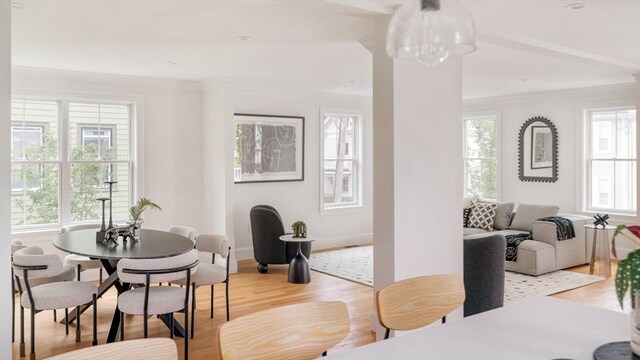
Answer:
[612,225,640,355]
[129,197,162,237]
[291,221,307,238]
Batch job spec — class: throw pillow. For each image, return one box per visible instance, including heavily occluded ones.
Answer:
[493,202,515,230]
[510,203,560,232]
[467,202,497,231]
[463,207,472,228]
[463,196,477,209]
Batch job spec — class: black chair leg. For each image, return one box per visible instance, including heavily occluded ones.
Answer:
[19,305,25,357]
[323,351,328,356]
[99,269,103,283]
[384,328,390,340]
[191,285,195,339]
[120,312,124,341]
[225,280,230,321]
[92,294,97,346]
[11,290,15,343]
[143,312,148,338]
[184,305,189,360]
[75,305,81,342]
[77,264,81,281]
[169,313,174,339]
[210,285,214,319]
[65,308,69,335]
[53,309,56,322]
[30,308,35,360]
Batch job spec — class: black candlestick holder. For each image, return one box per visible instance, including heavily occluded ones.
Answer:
[105,181,118,229]
[96,197,110,242]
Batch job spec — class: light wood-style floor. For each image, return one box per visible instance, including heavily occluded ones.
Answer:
[11,251,622,360]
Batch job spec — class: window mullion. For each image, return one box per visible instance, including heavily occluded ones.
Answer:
[59,100,70,226]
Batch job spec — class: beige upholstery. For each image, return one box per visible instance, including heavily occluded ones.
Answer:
[44,338,178,360]
[60,223,101,233]
[218,301,349,360]
[118,287,188,315]
[26,265,75,287]
[13,246,63,279]
[175,234,229,286]
[504,241,556,276]
[11,239,27,254]
[174,263,226,286]
[21,281,97,310]
[196,234,229,258]
[168,225,197,242]
[64,254,103,269]
[117,249,199,284]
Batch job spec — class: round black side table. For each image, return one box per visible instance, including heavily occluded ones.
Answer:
[279,234,316,284]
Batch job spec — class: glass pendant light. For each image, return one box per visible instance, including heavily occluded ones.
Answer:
[386,0,477,65]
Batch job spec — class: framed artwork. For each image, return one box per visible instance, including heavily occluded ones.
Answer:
[234,113,305,183]
[530,125,552,169]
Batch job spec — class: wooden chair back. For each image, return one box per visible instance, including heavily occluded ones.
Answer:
[376,274,465,332]
[44,338,178,360]
[218,301,350,360]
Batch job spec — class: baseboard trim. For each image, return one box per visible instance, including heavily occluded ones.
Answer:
[234,232,373,261]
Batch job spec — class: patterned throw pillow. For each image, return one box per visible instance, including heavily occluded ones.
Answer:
[468,202,498,231]
[463,208,472,228]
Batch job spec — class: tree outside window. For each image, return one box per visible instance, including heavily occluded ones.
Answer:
[464,113,498,200]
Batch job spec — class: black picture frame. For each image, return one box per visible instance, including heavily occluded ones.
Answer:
[518,116,558,183]
[234,113,305,184]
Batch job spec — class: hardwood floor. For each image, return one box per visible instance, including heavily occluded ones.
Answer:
[11,253,623,359]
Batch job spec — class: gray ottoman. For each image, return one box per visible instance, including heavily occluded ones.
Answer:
[504,240,555,276]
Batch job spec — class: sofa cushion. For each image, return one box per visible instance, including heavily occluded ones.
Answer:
[463,196,477,209]
[463,227,489,237]
[510,203,560,232]
[467,202,497,231]
[493,202,515,230]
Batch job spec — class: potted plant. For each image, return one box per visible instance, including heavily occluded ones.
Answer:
[612,225,640,355]
[128,197,162,237]
[291,220,307,238]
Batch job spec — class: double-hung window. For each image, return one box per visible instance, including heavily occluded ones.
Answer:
[463,112,500,200]
[11,98,134,230]
[321,109,363,211]
[584,107,636,214]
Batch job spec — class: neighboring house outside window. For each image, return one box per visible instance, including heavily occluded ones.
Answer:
[321,109,363,211]
[10,98,133,230]
[463,111,500,201]
[584,107,636,215]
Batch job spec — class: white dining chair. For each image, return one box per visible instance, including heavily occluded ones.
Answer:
[117,249,198,360]
[13,246,98,360]
[61,224,104,283]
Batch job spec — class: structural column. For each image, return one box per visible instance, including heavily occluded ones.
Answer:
[372,15,464,338]
[0,1,11,357]
[635,73,640,224]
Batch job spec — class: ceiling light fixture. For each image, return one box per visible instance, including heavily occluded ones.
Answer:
[564,3,587,10]
[386,0,477,66]
[11,2,25,9]
[235,35,252,41]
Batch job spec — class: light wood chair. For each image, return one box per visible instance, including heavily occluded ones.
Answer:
[376,274,465,340]
[44,338,178,360]
[218,301,350,360]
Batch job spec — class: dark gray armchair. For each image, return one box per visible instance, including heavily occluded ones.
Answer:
[463,234,506,317]
[250,205,311,273]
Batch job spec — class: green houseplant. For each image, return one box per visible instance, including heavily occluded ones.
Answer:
[129,197,162,232]
[291,220,307,238]
[612,224,640,356]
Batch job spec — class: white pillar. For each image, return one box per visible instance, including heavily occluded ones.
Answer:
[0,1,11,357]
[372,15,464,338]
[202,80,237,272]
[635,73,640,224]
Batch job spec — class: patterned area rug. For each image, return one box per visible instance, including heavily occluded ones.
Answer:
[309,246,605,304]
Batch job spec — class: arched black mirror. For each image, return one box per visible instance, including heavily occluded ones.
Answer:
[518,116,558,183]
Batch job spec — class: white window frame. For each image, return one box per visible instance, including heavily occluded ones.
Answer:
[10,94,140,233]
[320,107,365,214]
[10,122,46,192]
[462,110,501,201]
[580,104,637,216]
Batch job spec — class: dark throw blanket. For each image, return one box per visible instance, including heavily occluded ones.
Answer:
[505,233,532,262]
[537,216,576,240]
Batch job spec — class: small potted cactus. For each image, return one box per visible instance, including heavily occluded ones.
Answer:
[291,220,307,238]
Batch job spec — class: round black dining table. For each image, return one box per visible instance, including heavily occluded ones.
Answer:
[53,228,195,342]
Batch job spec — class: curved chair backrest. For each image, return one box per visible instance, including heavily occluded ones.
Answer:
[250,205,286,264]
[196,234,230,258]
[12,246,64,279]
[60,223,101,233]
[464,234,506,317]
[44,338,178,360]
[11,239,27,254]
[117,249,199,284]
[218,301,350,360]
[376,274,465,332]
[168,225,197,242]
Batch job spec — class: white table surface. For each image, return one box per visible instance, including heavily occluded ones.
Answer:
[328,297,629,359]
[279,234,317,243]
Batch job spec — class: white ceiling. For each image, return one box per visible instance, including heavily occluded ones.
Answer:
[10,0,640,99]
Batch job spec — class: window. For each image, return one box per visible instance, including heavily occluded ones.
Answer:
[321,109,363,210]
[11,98,133,230]
[584,107,636,214]
[463,112,499,200]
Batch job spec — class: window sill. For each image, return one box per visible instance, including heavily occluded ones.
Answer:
[577,210,638,224]
[320,205,365,216]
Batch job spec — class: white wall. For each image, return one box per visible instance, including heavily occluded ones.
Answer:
[11,68,204,275]
[231,88,373,259]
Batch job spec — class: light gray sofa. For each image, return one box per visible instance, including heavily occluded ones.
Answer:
[463,202,590,276]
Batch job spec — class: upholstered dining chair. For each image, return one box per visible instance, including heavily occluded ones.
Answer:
[13,246,98,360]
[117,249,198,360]
[174,234,230,337]
[376,274,465,340]
[11,240,76,343]
[44,338,178,360]
[61,224,104,283]
[168,225,197,243]
[217,301,350,360]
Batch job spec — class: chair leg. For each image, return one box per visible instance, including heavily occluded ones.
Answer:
[169,313,174,339]
[20,305,25,357]
[11,289,15,343]
[65,308,69,335]
[53,309,56,322]
[210,285,214,319]
[322,351,328,357]
[92,294,97,346]
[120,312,124,341]
[225,280,230,321]
[184,304,189,360]
[77,264,81,281]
[191,285,195,339]
[99,269,103,283]
[384,328,390,340]
[75,305,81,343]
[30,308,35,360]
[143,312,148,338]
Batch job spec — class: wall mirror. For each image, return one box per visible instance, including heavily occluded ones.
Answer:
[518,116,558,183]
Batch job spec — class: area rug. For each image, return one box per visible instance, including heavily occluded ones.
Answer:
[309,245,605,304]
